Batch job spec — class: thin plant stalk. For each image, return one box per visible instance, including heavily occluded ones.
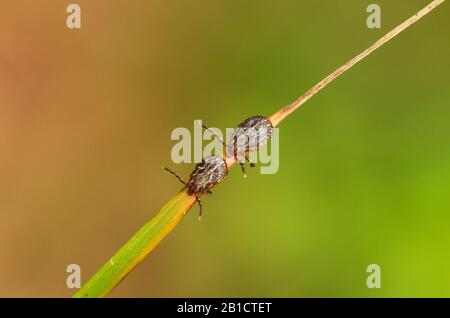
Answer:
[74,0,445,298]
[269,0,445,126]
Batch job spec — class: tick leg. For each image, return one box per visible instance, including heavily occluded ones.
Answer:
[195,194,204,221]
[233,135,246,178]
[233,134,253,176]
[200,123,227,148]
[233,135,238,163]
[162,166,186,185]
[206,190,212,196]
[245,153,256,167]
[239,162,247,178]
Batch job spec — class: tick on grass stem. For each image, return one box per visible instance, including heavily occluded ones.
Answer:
[163,155,228,220]
[228,115,273,177]
[163,115,274,219]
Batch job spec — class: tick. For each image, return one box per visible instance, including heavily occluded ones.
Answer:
[227,115,273,177]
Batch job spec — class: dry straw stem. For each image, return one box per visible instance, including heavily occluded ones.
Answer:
[74,0,445,298]
[269,0,445,126]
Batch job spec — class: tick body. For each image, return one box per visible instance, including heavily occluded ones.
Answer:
[232,115,273,152]
[187,155,228,196]
[228,115,273,176]
[163,155,227,220]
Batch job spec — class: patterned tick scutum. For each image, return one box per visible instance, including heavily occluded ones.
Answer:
[187,155,228,196]
[234,115,273,152]
[227,115,273,177]
[163,155,228,220]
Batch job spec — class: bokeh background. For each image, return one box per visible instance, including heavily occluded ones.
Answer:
[1,0,449,297]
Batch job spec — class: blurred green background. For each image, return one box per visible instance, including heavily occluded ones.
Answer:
[0,0,449,297]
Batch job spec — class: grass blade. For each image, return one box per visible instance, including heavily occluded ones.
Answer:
[73,190,196,298]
